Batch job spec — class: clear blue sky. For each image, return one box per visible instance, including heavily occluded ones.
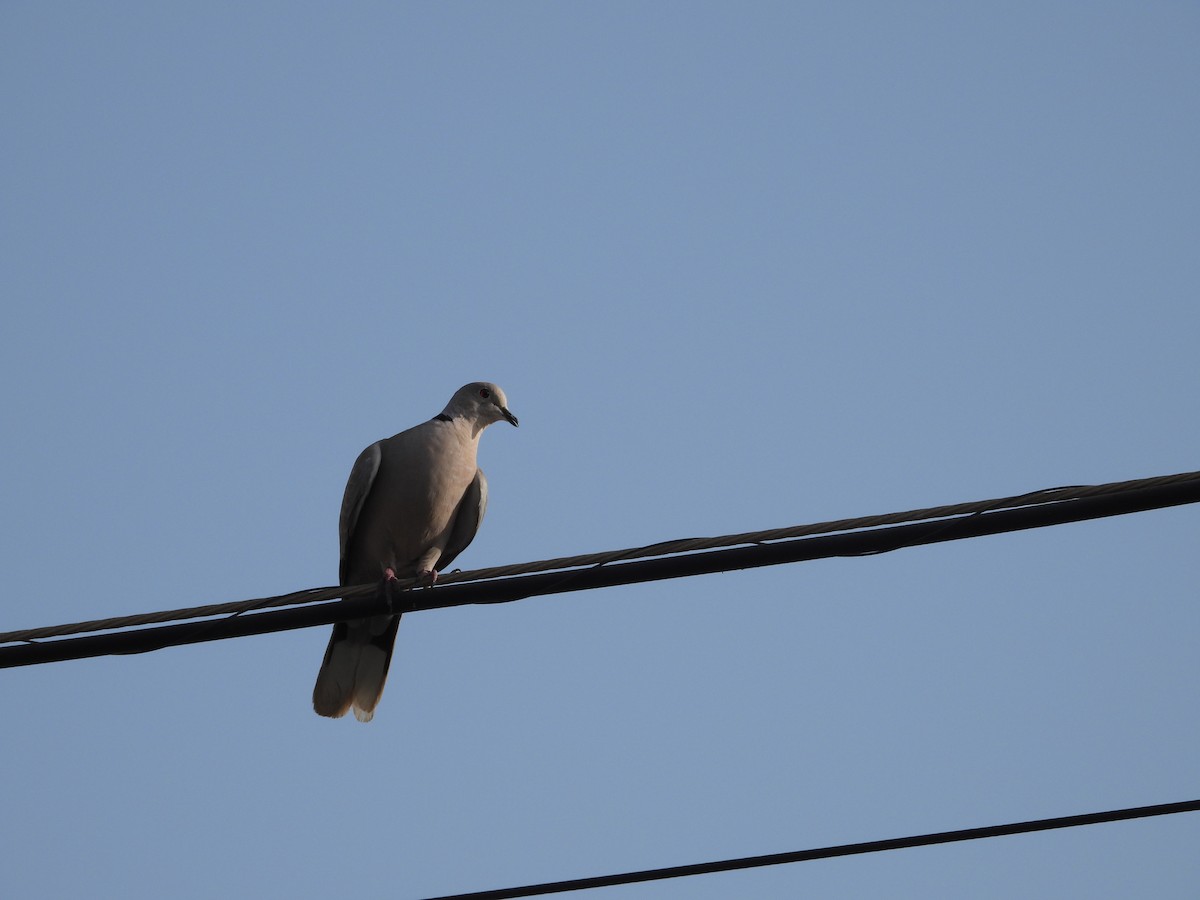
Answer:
[3,3,1198,897]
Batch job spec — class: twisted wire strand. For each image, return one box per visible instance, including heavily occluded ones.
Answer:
[4,469,1198,646]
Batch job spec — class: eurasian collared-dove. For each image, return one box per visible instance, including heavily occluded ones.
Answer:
[313,382,518,721]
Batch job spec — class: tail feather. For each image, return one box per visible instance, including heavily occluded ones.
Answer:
[312,615,401,720]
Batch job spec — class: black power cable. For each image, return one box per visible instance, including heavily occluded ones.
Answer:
[420,799,1200,900]
[3,472,1199,669]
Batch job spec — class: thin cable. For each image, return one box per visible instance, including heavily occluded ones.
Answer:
[419,798,1200,900]
[3,469,1200,667]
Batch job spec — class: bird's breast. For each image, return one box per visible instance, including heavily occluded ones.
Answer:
[353,426,478,575]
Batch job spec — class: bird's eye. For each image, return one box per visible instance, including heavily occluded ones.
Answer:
[478,388,491,399]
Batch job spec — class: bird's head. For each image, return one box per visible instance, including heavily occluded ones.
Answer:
[443,382,519,429]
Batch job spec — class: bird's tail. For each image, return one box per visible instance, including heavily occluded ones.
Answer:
[312,614,402,722]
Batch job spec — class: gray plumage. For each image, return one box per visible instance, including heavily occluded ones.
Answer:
[313,382,518,721]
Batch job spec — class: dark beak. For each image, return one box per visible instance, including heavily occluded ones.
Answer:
[501,406,519,427]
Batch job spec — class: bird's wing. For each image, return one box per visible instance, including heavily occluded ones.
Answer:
[436,467,488,573]
[338,441,382,586]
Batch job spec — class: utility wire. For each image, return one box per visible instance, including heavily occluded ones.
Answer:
[3,469,1199,668]
[7,469,1197,645]
[418,798,1200,900]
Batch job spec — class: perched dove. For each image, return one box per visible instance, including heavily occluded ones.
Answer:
[313,382,518,721]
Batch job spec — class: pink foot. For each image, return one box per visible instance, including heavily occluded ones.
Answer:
[419,569,438,585]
